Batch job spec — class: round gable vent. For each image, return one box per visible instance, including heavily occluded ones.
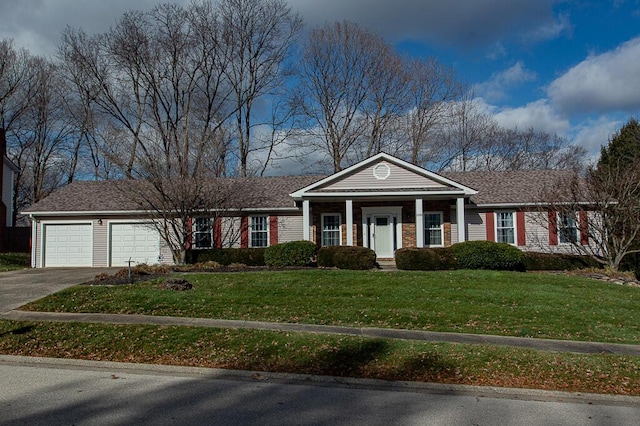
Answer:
[373,163,391,180]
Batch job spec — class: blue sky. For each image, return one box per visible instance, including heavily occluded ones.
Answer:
[1,0,639,162]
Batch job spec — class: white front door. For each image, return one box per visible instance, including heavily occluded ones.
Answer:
[372,215,393,258]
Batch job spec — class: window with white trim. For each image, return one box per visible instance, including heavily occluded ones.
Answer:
[322,213,341,246]
[194,218,213,249]
[424,212,443,246]
[250,216,269,247]
[558,212,579,244]
[496,212,515,244]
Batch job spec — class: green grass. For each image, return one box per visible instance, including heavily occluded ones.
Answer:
[22,269,640,344]
[0,252,30,271]
[1,320,639,395]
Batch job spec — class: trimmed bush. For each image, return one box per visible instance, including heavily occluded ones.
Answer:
[264,240,318,267]
[317,246,377,270]
[317,246,340,268]
[187,248,266,266]
[395,247,458,271]
[523,252,601,271]
[450,241,525,271]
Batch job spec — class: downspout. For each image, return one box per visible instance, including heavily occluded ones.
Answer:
[29,214,37,268]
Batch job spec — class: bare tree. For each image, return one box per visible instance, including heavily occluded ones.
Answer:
[541,161,640,271]
[293,21,400,172]
[438,92,498,171]
[352,42,409,161]
[219,0,303,176]
[401,57,463,168]
[477,127,586,172]
[11,58,82,215]
[59,2,244,263]
[0,39,37,135]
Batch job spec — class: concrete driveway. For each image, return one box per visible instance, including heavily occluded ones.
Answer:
[0,268,120,314]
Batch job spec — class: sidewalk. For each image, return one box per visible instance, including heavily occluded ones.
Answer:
[4,309,640,356]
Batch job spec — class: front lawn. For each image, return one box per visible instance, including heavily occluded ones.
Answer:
[21,269,640,344]
[1,320,639,395]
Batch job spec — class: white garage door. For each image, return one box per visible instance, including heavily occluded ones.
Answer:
[44,224,92,267]
[110,223,160,267]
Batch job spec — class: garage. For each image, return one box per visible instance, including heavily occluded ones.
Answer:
[43,223,93,267]
[110,223,160,267]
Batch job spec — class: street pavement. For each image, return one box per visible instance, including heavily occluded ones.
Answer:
[1,355,639,426]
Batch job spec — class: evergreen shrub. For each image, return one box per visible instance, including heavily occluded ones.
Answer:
[264,240,318,267]
[450,241,525,271]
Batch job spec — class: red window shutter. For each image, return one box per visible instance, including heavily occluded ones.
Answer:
[485,211,495,242]
[548,210,558,245]
[213,218,222,248]
[240,216,249,248]
[269,216,278,246]
[579,211,589,245]
[516,211,526,246]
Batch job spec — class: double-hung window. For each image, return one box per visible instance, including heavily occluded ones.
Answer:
[193,218,213,249]
[496,212,515,244]
[322,214,341,246]
[558,213,578,244]
[424,212,443,247]
[250,216,269,247]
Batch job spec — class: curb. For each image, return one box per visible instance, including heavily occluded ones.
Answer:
[1,354,639,407]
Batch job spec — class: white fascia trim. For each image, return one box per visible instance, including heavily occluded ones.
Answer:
[473,201,594,209]
[290,152,478,198]
[23,207,301,217]
[299,190,469,198]
[22,210,153,216]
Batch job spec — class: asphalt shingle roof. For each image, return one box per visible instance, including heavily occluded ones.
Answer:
[23,169,578,214]
[23,175,325,213]
[442,169,577,205]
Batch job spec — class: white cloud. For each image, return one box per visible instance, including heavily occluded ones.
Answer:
[492,99,570,135]
[475,61,537,102]
[571,116,624,159]
[547,37,640,114]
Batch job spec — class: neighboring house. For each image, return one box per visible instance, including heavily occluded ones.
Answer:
[0,130,19,251]
[22,153,588,268]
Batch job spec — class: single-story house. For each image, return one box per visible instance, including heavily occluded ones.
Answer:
[23,153,588,268]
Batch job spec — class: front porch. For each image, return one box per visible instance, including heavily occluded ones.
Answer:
[289,153,478,259]
[301,198,468,258]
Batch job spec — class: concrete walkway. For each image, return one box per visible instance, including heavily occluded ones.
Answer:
[4,309,640,356]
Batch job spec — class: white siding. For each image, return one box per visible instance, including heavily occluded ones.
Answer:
[221,217,242,248]
[93,219,108,267]
[320,161,449,191]
[278,215,303,243]
[451,209,486,244]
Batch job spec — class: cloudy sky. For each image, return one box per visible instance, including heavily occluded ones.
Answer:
[1,0,639,162]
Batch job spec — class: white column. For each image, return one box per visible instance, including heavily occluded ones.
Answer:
[303,200,310,241]
[457,197,466,243]
[415,198,424,247]
[346,199,353,246]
